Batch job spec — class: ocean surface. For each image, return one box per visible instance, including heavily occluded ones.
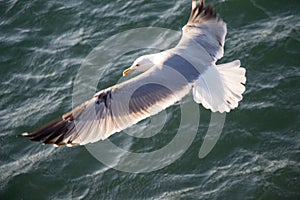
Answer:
[0,0,299,199]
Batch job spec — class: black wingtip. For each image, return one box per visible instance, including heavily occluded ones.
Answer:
[200,0,204,7]
[188,0,218,24]
[21,116,77,147]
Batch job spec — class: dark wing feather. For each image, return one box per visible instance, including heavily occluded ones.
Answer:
[176,0,227,62]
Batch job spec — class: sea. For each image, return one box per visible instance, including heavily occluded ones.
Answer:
[0,0,299,199]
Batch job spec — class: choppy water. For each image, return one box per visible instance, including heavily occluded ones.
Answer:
[0,0,299,199]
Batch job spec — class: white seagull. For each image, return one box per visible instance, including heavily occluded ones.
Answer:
[22,0,246,146]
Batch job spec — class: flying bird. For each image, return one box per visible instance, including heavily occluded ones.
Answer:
[22,0,246,146]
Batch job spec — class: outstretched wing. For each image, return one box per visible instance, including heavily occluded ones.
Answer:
[176,0,227,62]
[22,66,191,146]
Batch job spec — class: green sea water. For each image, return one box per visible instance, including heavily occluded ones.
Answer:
[0,0,299,199]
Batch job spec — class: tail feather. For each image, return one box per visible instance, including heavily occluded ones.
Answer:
[193,60,246,112]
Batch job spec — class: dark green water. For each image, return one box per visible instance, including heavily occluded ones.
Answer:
[1,0,299,199]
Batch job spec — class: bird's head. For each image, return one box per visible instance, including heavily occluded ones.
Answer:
[123,55,154,76]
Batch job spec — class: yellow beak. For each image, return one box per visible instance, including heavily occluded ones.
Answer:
[123,68,133,76]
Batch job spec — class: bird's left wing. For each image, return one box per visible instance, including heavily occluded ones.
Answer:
[22,66,191,146]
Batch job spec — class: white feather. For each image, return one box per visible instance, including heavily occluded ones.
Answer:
[193,60,246,113]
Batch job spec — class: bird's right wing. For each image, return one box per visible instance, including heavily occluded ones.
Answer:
[22,65,191,146]
[175,0,246,113]
[176,0,227,62]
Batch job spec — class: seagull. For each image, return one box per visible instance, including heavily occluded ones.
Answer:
[22,0,246,147]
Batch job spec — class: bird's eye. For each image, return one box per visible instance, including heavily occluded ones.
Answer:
[135,64,140,67]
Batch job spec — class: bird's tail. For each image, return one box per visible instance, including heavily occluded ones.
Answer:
[192,60,246,112]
